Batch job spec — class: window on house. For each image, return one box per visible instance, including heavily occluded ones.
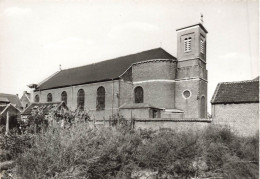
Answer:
[184,37,192,52]
[77,89,85,110]
[35,95,39,102]
[200,38,204,54]
[61,91,67,104]
[134,86,143,103]
[47,93,52,102]
[96,86,105,111]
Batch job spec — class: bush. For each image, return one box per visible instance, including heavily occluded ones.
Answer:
[3,121,257,179]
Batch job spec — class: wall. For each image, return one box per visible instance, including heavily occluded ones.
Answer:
[132,60,176,81]
[120,108,150,119]
[174,79,200,118]
[176,25,207,62]
[20,95,30,110]
[132,61,176,109]
[34,80,122,120]
[87,118,211,133]
[199,80,207,118]
[119,80,133,107]
[212,103,259,136]
[135,120,210,132]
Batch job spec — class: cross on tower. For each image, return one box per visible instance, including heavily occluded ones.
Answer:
[200,13,204,24]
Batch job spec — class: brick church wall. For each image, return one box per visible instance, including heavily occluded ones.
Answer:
[133,81,175,109]
[175,80,200,118]
[132,61,176,109]
[119,80,133,106]
[132,60,176,81]
[212,103,259,136]
[33,80,124,120]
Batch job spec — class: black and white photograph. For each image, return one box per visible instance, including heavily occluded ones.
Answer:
[0,0,259,178]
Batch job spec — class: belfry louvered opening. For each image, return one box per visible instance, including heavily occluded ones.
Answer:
[200,38,204,54]
[184,37,192,52]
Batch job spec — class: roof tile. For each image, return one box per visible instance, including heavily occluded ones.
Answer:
[36,48,176,91]
[211,80,259,104]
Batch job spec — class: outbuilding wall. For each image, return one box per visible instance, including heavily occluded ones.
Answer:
[212,103,259,136]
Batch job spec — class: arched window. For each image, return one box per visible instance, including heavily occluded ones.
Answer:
[35,95,39,102]
[184,37,192,52]
[200,96,206,118]
[47,93,52,102]
[77,89,85,109]
[96,86,105,110]
[61,91,67,104]
[134,86,144,103]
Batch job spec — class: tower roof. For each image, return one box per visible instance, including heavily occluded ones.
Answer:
[176,23,208,33]
[35,48,176,91]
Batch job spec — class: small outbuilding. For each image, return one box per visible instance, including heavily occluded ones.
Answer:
[211,78,259,136]
[21,101,68,120]
[20,91,31,110]
[0,94,22,131]
[119,103,163,119]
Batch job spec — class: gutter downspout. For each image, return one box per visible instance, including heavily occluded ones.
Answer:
[112,79,114,117]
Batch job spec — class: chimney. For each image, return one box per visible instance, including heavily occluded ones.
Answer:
[16,94,19,97]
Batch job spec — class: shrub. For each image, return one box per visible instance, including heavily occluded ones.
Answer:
[6,121,258,179]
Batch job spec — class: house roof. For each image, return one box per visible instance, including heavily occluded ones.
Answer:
[0,97,9,103]
[22,102,67,115]
[211,80,259,104]
[20,92,31,102]
[0,93,22,109]
[119,103,162,109]
[0,103,21,116]
[253,76,259,81]
[35,48,176,91]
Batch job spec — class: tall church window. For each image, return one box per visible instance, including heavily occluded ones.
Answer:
[134,86,143,103]
[77,89,85,109]
[35,95,39,102]
[184,37,192,52]
[61,91,67,104]
[200,96,206,118]
[47,93,52,102]
[96,86,105,111]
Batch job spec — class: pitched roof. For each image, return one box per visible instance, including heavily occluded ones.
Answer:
[0,97,9,103]
[211,80,259,104]
[0,103,21,115]
[35,48,176,91]
[0,93,22,108]
[119,103,162,109]
[22,102,67,115]
[20,92,31,102]
[253,76,259,81]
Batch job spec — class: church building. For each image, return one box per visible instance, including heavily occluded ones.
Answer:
[29,23,208,120]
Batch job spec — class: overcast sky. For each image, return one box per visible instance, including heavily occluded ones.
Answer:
[0,0,258,110]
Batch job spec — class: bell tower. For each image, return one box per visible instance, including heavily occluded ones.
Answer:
[175,23,208,119]
[176,23,207,62]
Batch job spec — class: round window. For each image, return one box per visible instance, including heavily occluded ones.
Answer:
[183,90,191,99]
